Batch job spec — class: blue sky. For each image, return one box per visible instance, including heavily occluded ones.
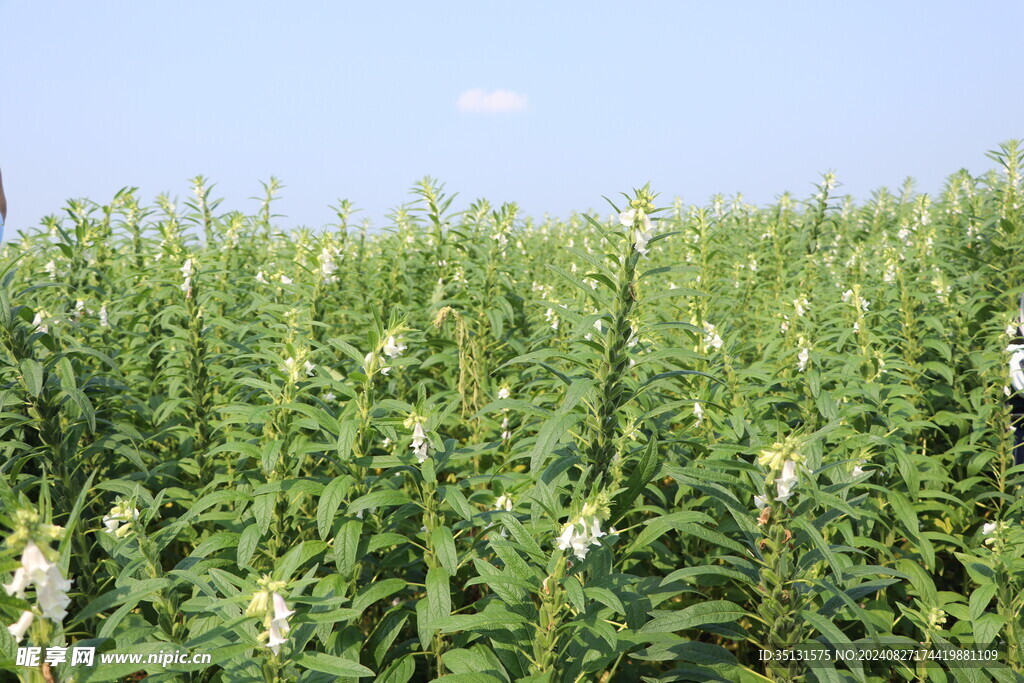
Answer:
[1,2,1022,235]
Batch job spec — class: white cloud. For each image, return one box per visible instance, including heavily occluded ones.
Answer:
[456,88,528,114]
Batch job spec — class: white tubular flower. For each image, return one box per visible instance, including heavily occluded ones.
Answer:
[852,462,867,478]
[1008,345,1024,392]
[45,260,58,278]
[703,322,724,350]
[324,392,337,402]
[775,460,798,503]
[303,360,316,377]
[319,247,338,284]
[497,386,511,400]
[556,512,606,560]
[283,357,299,382]
[1007,323,1019,338]
[36,566,72,622]
[494,495,514,511]
[619,209,655,257]
[256,271,268,284]
[102,500,140,539]
[405,414,430,462]
[180,258,195,299]
[383,335,407,359]
[18,542,51,589]
[279,274,293,285]
[754,495,769,509]
[247,577,294,655]
[797,347,810,372]
[5,541,73,624]
[7,610,34,643]
[99,304,109,328]
[271,591,294,621]
[627,322,640,348]
[981,521,1009,547]
[33,310,50,334]
[411,422,429,462]
[693,401,704,426]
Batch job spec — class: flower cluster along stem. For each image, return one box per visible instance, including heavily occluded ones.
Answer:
[755,505,808,682]
[531,558,567,675]
[585,239,640,487]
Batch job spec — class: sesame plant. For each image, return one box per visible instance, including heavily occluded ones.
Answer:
[0,142,1023,682]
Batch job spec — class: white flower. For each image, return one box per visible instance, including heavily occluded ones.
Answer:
[693,401,704,426]
[181,258,195,299]
[4,541,73,624]
[383,336,406,359]
[775,460,798,503]
[324,392,337,402]
[409,420,430,463]
[1008,323,1019,338]
[556,513,606,560]
[797,347,810,372]
[545,308,559,331]
[99,304,109,328]
[1009,345,1024,392]
[319,247,338,284]
[36,567,72,622]
[703,322,723,350]
[303,360,315,377]
[102,501,140,539]
[494,495,513,511]
[497,386,510,400]
[619,209,655,256]
[279,274,292,285]
[45,260,58,278]
[754,495,769,509]
[7,610,33,643]
[794,298,809,317]
[265,591,294,654]
[842,289,853,303]
[256,271,268,284]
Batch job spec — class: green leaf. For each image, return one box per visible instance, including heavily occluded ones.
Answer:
[294,652,375,677]
[530,413,583,472]
[610,437,661,522]
[374,654,416,683]
[431,526,458,574]
[353,578,406,614]
[236,524,260,568]
[969,583,998,622]
[426,567,452,622]
[348,489,411,514]
[19,358,44,396]
[639,600,747,634]
[443,486,476,521]
[318,474,353,540]
[335,519,363,576]
[971,612,1004,646]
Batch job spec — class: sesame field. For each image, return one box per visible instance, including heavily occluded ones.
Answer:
[2,142,1024,682]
